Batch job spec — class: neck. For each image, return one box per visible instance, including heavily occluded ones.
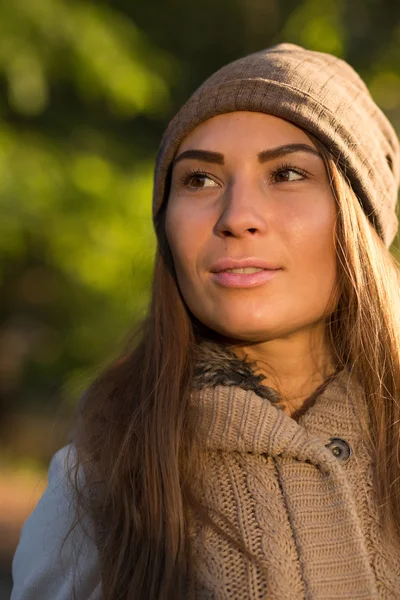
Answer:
[232,325,336,417]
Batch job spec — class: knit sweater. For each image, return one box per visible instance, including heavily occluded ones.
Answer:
[186,345,400,599]
[11,344,400,599]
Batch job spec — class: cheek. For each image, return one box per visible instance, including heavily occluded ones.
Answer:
[165,202,205,283]
[285,200,337,299]
[281,187,336,248]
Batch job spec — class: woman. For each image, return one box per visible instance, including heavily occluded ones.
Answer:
[11,43,400,599]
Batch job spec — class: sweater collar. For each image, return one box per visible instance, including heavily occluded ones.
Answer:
[190,341,367,463]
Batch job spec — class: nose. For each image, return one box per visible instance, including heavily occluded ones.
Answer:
[215,177,268,239]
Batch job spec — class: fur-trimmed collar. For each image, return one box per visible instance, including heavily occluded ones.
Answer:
[192,340,281,405]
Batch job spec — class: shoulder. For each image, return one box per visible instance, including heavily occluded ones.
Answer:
[11,444,102,600]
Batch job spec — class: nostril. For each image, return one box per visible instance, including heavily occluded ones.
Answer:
[248,228,257,234]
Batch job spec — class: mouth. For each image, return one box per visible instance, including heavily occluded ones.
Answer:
[221,267,266,274]
[210,257,281,273]
[211,267,282,288]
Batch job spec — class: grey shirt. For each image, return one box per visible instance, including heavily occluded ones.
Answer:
[11,445,102,600]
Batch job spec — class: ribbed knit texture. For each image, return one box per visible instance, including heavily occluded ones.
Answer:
[187,369,400,599]
[153,43,400,247]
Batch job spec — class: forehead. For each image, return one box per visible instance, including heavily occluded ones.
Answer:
[177,111,316,154]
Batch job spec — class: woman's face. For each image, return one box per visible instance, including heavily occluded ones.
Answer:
[165,111,337,343]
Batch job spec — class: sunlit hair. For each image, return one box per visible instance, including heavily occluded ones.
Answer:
[320,138,400,540]
[67,138,400,600]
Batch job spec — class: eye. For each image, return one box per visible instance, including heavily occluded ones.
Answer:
[271,164,308,183]
[180,169,219,190]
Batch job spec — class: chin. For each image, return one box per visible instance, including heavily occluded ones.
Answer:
[205,317,282,344]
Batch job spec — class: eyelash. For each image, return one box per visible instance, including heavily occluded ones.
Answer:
[179,168,212,187]
[269,162,309,183]
[179,162,309,189]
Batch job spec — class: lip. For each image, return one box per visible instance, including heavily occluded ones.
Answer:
[210,257,281,273]
[209,257,282,289]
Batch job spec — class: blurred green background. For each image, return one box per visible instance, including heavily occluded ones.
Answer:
[1,0,400,594]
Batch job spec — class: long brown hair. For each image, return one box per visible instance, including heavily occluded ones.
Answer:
[68,142,400,600]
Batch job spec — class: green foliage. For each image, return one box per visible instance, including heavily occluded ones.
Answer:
[0,0,173,117]
[0,0,176,413]
[283,0,346,56]
[368,25,400,117]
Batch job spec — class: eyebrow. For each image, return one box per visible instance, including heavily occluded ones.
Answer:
[172,143,321,166]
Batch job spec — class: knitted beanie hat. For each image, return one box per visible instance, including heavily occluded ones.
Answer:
[153,43,400,247]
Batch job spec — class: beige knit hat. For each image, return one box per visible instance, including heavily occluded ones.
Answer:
[153,43,400,247]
